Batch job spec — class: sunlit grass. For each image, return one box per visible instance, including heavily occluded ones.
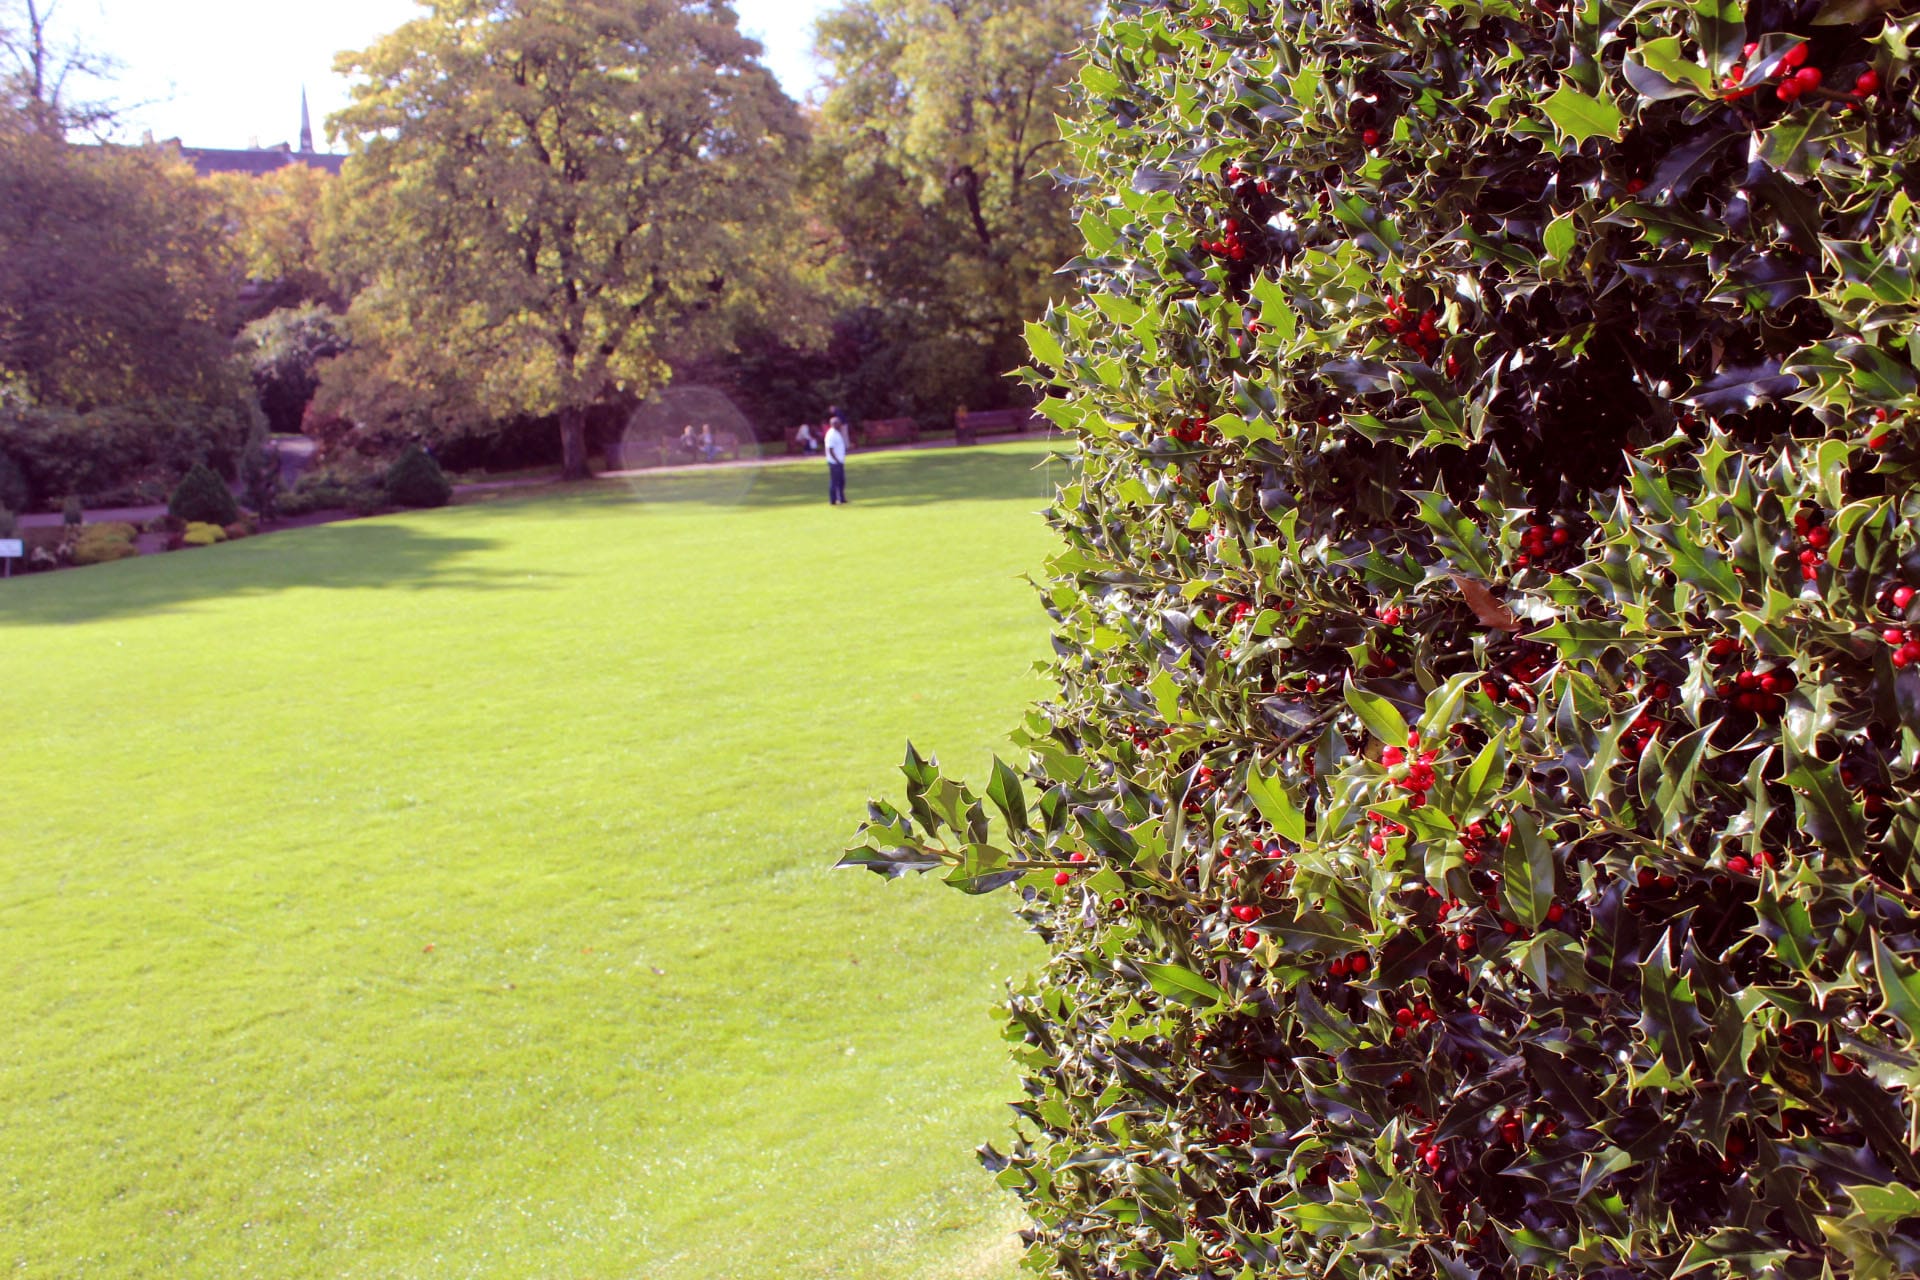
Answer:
[0,442,1064,1279]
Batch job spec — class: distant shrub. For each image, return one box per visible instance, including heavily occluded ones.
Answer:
[0,449,27,513]
[0,394,262,509]
[72,522,137,566]
[181,521,227,547]
[0,506,15,538]
[61,495,82,526]
[222,521,251,541]
[384,445,452,509]
[168,463,239,526]
[241,440,280,521]
[278,464,385,518]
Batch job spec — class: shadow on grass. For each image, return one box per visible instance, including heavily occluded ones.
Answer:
[0,520,533,626]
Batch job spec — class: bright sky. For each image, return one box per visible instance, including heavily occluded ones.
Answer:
[54,0,831,151]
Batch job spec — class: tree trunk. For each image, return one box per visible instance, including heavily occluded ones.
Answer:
[559,404,591,481]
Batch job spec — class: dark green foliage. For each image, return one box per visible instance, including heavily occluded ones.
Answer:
[0,395,261,509]
[277,469,385,518]
[240,304,349,436]
[0,448,28,513]
[167,463,238,527]
[383,445,451,509]
[241,441,280,521]
[847,1,1920,1276]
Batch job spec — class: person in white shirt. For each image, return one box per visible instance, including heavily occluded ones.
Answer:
[824,416,848,504]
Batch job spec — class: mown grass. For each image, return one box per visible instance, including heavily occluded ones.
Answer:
[0,442,1067,1279]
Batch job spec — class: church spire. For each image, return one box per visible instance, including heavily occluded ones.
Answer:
[299,87,314,154]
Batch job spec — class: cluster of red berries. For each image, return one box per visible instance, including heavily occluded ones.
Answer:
[1198,217,1253,261]
[1481,643,1553,709]
[1868,406,1897,450]
[1326,950,1371,979]
[1366,809,1409,855]
[1411,1124,1447,1172]
[1381,737,1440,808]
[1883,624,1920,669]
[1513,513,1572,569]
[1881,575,1920,665]
[1052,850,1091,886]
[1222,161,1271,196]
[1459,817,1511,866]
[1380,294,1447,365]
[1722,39,1879,105]
[1621,707,1667,760]
[1792,507,1833,583]
[1721,848,1781,876]
[1390,992,1440,1040]
[1170,409,1212,443]
[1185,765,1216,814]
[1712,654,1794,718]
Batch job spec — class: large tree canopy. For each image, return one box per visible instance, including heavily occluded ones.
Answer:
[810,0,1092,413]
[0,118,239,409]
[331,0,806,477]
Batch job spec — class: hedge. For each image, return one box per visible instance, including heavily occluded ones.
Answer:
[845,0,1920,1276]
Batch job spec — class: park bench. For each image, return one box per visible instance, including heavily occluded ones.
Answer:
[857,417,920,447]
[954,406,1044,445]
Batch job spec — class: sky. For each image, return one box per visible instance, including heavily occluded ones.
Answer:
[50,0,832,151]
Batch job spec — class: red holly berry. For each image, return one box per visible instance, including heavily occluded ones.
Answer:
[1807,526,1831,549]
[1348,952,1370,975]
[1857,68,1881,96]
[1329,956,1349,977]
[1456,931,1475,952]
[1883,627,1907,646]
[1794,66,1822,91]
[1395,1006,1416,1026]
[1783,41,1808,69]
[1545,902,1565,924]
[1897,643,1920,668]
[1870,432,1891,449]
[1777,79,1802,103]
[1231,904,1260,923]
[1054,871,1072,886]
[1361,128,1380,146]
[1069,851,1088,863]
[1727,855,1751,875]
[1625,177,1646,194]
[1896,586,1916,608]
[1382,746,1406,767]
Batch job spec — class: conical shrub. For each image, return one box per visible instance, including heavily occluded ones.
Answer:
[167,462,238,527]
[384,445,451,509]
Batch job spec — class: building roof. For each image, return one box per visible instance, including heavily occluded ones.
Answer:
[179,145,345,178]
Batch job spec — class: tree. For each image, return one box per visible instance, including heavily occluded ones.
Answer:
[0,118,240,410]
[809,0,1090,415]
[0,0,116,137]
[239,303,349,435]
[330,0,807,479]
[205,161,343,315]
[847,1,1920,1277]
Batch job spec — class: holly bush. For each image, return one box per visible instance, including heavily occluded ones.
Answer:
[844,0,1920,1275]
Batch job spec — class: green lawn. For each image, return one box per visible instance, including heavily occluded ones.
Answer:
[0,443,1066,1279]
